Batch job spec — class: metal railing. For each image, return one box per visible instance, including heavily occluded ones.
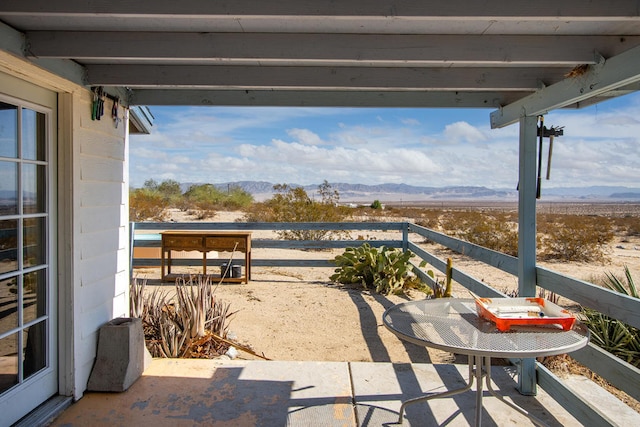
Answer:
[131,220,640,426]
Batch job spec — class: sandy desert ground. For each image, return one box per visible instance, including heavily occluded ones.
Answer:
[134,208,640,369]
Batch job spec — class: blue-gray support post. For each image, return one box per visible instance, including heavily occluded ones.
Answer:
[402,222,409,252]
[518,115,539,395]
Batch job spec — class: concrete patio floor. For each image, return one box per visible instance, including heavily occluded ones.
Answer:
[47,358,637,427]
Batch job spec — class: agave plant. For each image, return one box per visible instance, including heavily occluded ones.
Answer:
[131,274,237,358]
[158,311,190,358]
[603,265,637,297]
[582,265,639,368]
[129,276,146,318]
[175,276,209,339]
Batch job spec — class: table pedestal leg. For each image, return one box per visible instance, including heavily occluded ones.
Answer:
[474,355,484,426]
[398,355,548,427]
[482,357,547,427]
[398,358,475,424]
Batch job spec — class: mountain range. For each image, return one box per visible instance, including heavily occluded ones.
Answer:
[180,182,640,203]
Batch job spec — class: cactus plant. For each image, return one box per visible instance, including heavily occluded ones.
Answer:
[330,243,428,295]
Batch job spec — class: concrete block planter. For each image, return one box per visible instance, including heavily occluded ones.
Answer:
[87,317,151,392]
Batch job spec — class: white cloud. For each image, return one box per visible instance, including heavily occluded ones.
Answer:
[401,118,420,126]
[129,96,640,189]
[231,139,444,185]
[443,121,487,144]
[286,128,324,145]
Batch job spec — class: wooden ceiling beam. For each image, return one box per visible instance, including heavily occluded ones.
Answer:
[3,0,639,18]
[491,44,640,127]
[128,88,527,108]
[86,64,568,91]
[28,32,636,66]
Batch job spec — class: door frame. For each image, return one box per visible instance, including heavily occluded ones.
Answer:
[0,71,61,424]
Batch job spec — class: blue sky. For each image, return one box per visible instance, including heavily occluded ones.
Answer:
[129,92,640,190]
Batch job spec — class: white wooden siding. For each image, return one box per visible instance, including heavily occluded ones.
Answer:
[79,229,121,259]
[80,156,125,182]
[79,128,126,160]
[80,181,127,206]
[80,205,126,232]
[73,88,129,398]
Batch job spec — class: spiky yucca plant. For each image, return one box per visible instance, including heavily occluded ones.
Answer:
[582,265,639,368]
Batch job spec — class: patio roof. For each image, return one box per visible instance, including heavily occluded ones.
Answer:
[1,1,640,127]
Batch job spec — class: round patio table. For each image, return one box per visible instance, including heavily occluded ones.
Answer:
[382,298,589,427]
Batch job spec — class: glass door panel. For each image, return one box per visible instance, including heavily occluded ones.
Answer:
[0,334,18,392]
[21,109,46,162]
[0,102,17,158]
[0,96,52,399]
[0,220,18,274]
[22,163,46,214]
[0,161,18,215]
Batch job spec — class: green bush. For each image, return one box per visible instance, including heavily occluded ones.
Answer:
[144,179,183,206]
[130,179,255,221]
[183,183,254,218]
[184,183,225,211]
[582,266,639,368]
[243,181,350,240]
[330,243,429,295]
[370,199,383,210]
[225,185,254,209]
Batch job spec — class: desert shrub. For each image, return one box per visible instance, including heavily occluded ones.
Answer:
[129,188,167,221]
[462,214,518,256]
[540,215,614,262]
[582,266,639,368]
[225,185,254,209]
[330,243,429,295]
[184,183,225,214]
[412,208,443,230]
[435,210,613,261]
[613,215,640,237]
[182,183,253,218]
[143,178,183,206]
[370,199,383,210]
[440,210,519,256]
[243,181,351,240]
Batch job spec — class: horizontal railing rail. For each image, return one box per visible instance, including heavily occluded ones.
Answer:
[133,221,405,232]
[408,223,519,275]
[130,220,640,424]
[131,221,403,270]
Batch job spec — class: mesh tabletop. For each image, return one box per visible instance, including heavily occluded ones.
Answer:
[383,298,589,358]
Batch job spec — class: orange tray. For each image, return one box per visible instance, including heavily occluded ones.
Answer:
[475,297,576,331]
